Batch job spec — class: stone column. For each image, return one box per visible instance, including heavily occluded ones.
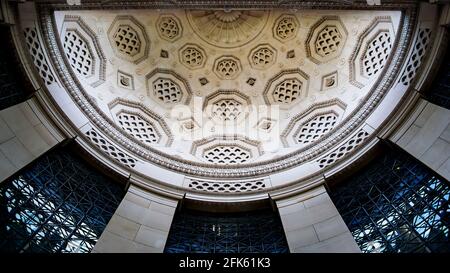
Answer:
[93,185,179,253]
[0,98,64,183]
[275,186,360,253]
[391,98,450,181]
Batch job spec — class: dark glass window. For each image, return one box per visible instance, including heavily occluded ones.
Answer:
[164,208,289,253]
[0,146,125,253]
[329,143,450,253]
[0,26,30,110]
[423,35,450,110]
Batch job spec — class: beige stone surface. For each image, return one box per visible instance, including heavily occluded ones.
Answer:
[0,98,63,184]
[294,232,359,253]
[276,185,360,253]
[0,151,16,182]
[93,185,178,253]
[394,99,450,180]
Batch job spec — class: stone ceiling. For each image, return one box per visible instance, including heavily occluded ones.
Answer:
[19,0,441,198]
[51,9,401,166]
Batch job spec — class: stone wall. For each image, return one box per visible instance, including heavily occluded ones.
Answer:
[93,185,178,253]
[275,186,360,253]
[391,98,450,180]
[0,97,64,183]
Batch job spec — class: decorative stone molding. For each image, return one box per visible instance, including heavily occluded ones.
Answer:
[107,15,149,64]
[281,99,347,148]
[400,28,432,86]
[34,5,418,180]
[349,16,395,88]
[248,43,277,69]
[263,69,310,109]
[185,177,269,193]
[213,55,242,80]
[145,68,192,107]
[321,71,338,90]
[306,16,347,64]
[186,10,269,48]
[156,14,182,42]
[191,135,263,164]
[178,43,206,69]
[108,98,174,147]
[273,14,299,42]
[117,70,134,90]
[203,90,251,125]
[256,117,276,132]
[23,26,56,86]
[179,117,200,132]
[317,129,370,169]
[60,15,106,87]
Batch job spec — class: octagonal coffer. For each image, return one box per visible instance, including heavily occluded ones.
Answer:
[107,15,150,64]
[156,14,183,42]
[145,69,192,107]
[203,90,251,125]
[281,99,347,148]
[60,15,106,87]
[191,135,263,165]
[213,55,242,80]
[263,69,310,109]
[108,98,173,147]
[248,44,277,70]
[350,16,395,88]
[306,16,348,64]
[179,43,207,69]
[273,14,299,42]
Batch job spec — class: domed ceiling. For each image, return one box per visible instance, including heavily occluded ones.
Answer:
[20,2,438,199]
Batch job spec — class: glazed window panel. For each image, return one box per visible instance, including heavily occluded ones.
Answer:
[0,146,125,253]
[164,208,289,253]
[329,144,450,253]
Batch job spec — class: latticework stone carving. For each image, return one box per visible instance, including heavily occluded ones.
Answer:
[157,15,182,41]
[188,179,266,193]
[117,112,160,145]
[85,129,137,168]
[204,90,251,124]
[273,15,299,41]
[152,78,182,104]
[23,27,55,85]
[249,44,276,69]
[400,28,432,86]
[63,30,93,77]
[107,16,149,63]
[179,44,206,69]
[272,78,303,104]
[316,26,342,57]
[112,25,140,57]
[350,17,394,88]
[362,31,393,77]
[295,113,338,144]
[212,99,243,122]
[203,145,252,164]
[214,56,241,79]
[318,130,369,168]
[306,16,347,64]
